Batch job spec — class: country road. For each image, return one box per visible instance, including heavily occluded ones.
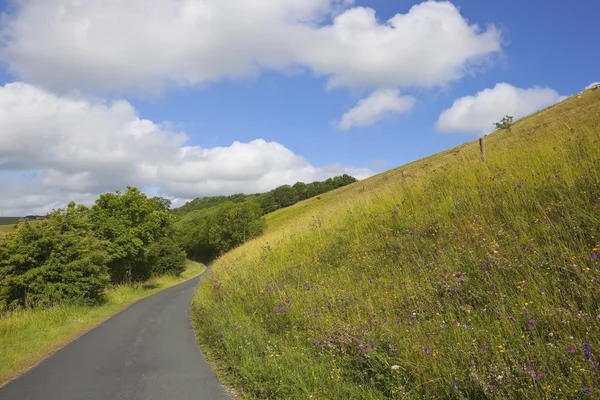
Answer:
[0,276,230,400]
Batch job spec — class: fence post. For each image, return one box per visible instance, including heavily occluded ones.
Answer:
[479,136,486,161]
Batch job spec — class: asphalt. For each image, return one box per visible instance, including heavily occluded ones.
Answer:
[0,276,230,400]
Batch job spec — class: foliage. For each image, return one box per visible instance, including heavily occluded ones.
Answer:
[494,115,514,131]
[193,90,600,398]
[89,187,174,283]
[146,238,187,276]
[207,201,266,255]
[0,203,109,309]
[175,201,266,261]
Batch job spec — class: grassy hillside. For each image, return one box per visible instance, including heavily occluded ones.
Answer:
[192,88,600,399]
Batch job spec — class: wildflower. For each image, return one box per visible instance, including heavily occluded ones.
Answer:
[391,365,400,370]
[424,345,430,356]
[568,347,576,354]
[452,380,457,392]
[591,252,598,261]
[585,387,593,397]
[509,316,516,323]
[497,312,502,318]
[481,344,488,350]
[583,343,592,360]
[496,375,503,380]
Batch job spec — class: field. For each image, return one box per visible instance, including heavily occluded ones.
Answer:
[0,225,15,239]
[0,261,206,386]
[192,88,600,398]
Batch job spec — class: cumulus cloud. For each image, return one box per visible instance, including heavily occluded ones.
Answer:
[338,89,415,130]
[0,83,372,215]
[0,0,502,94]
[436,83,565,135]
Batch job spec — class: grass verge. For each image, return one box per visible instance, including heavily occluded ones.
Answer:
[0,260,205,386]
[192,89,600,398]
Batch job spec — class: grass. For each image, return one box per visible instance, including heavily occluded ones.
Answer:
[192,88,600,399]
[0,260,205,387]
[0,225,16,239]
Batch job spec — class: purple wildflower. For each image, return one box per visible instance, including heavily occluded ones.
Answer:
[583,343,592,360]
[509,316,516,323]
[585,387,592,397]
[497,312,502,318]
[569,347,576,354]
[481,344,489,350]
[451,380,457,392]
[591,252,598,261]
[424,345,430,356]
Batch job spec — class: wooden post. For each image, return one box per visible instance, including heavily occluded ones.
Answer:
[479,136,486,161]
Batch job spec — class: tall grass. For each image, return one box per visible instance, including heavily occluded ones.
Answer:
[0,260,205,386]
[192,90,600,398]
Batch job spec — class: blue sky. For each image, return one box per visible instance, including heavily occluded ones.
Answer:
[0,0,597,215]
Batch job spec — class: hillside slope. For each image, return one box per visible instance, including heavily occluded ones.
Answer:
[192,89,600,399]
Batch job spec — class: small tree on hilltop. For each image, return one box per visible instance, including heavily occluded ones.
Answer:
[494,115,514,131]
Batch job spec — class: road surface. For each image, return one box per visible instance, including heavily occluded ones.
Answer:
[0,276,230,400]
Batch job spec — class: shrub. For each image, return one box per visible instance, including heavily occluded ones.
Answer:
[0,203,109,309]
[147,238,187,276]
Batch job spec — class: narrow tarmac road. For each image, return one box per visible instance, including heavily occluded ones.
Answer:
[0,276,230,400]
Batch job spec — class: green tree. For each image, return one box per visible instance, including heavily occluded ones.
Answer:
[0,203,109,309]
[273,185,299,208]
[293,182,308,200]
[494,115,514,131]
[258,191,278,214]
[146,238,187,276]
[89,187,173,284]
[207,201,266,255]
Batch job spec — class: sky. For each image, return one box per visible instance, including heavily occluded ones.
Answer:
[0,0,597,216]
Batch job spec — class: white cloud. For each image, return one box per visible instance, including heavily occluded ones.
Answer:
[0,0,502,94]
[338,89,415,130]
[0,83,372,215]
[436,83,565,135]
[585,82,600,90]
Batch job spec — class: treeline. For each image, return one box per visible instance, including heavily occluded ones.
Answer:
[0,188,186,311]
[174,174,357,216]
[172,175,357,261]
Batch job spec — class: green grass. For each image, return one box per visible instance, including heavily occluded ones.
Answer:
[0,224,16,239]
[0,260,205,386]
[192,88,600,399]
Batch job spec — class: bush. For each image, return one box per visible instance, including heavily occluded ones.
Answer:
[89,187,174,283]
[0,203,109,309]
[147,238,187,276]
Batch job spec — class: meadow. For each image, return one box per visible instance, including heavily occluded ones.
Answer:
[0,224,16,239]
[0,260,205,386]
[192,88,600,398]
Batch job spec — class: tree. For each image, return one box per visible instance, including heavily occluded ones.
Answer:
[494,115,514,131]
[0,203,109,309]
[206,201,266,255]
[151,197,172,211]
[146,238,187,276]
[273,185,299,208]
[89,187,174,284]
[293,182,308,200]
[258,191,278,214]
